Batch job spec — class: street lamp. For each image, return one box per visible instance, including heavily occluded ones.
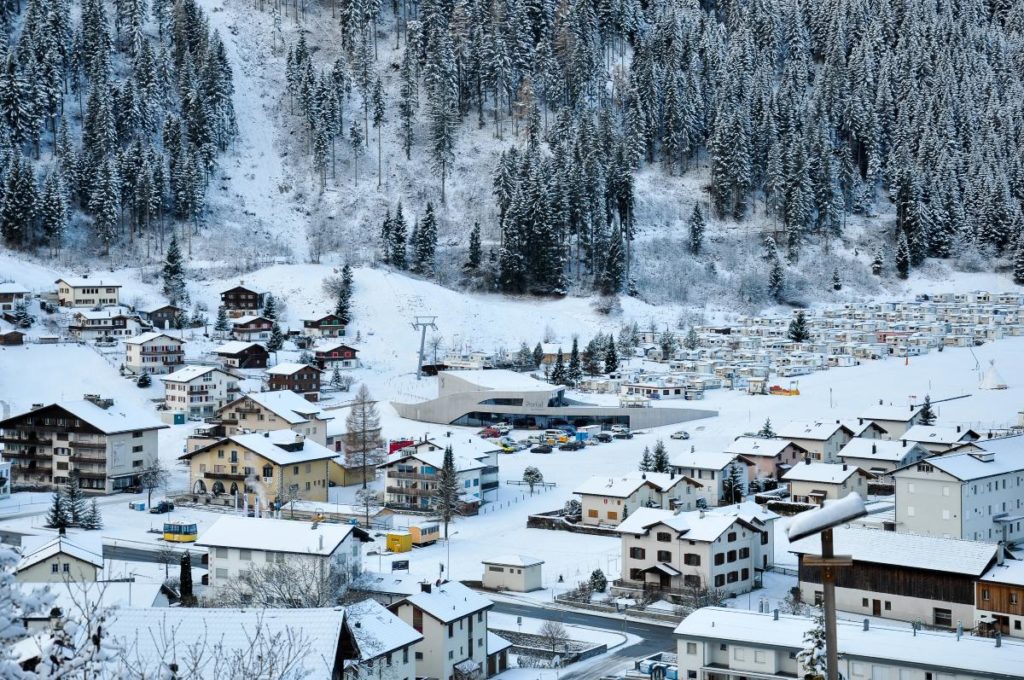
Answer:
[786,493,867,680]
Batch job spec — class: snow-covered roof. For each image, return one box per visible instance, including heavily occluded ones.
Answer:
[213,340,266,355]
[401,581,492,623]
[980,558,1024,587]
[312,340,357,352]
[228,390,332,423]
[910,438,1024,480]
[345,599,422,659]
[837,438,922,463]
[616,508,755,542]
[399,433,503,461]
[231,314,269,325]
[440,369,556,391]
[351,573,424,597]
[105,608,344,678]
[124,331,182,345]
[186,430,337,466]
[790,525,998,575]
[18,399,167,434]
[385,449,485,473]
[712,500,781,525]
[782,462,867,484]
[161,365,230,383]
[859,404,922,422]
[15,581,163,617]
[266,362,320,375]
[674,607,1024,679]
[73,306,138,320]
[902,424,978,445]
[56,277,121,288]
[725,437,802,457]
[0,282,29,294]
[16,536,103,572]
[488,631,513,654]
[574,472,691,498]
[482,554,544,567]
[775,421,853,441]
[668,450,744,471]
[197,516,356,555]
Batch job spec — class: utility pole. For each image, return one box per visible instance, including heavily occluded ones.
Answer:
[411,316,438,380]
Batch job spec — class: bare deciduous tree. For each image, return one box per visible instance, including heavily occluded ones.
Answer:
[139,459,171,509]
[537,620,569,655]
[207,557,350,609]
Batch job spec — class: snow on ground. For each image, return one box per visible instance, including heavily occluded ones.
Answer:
[489,612,630,649]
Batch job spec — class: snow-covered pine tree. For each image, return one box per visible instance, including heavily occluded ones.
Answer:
[757,418,775,438]
[390,201,407,268]
[832,269,841,291]
[263,293,278,321]
[267,321,284,352]
[896,230,911,280]
[397,47,417,160]
[604,337,618,374]
[871,248,884,276]
[688,203,705,255]
[797,608,828,679]
[1014,232,1024,285]
[413,202,438,276]
[0,156,35,248]
[919,395,936,426]
[788,311,810,343]
[371,74,385,186]
[162,233,188,305]
[433,445,460,539]
[336,263,354,325]
[45,491,71,529]
[549,348,566,385]
[684,327,699,350]
[214,305,229,332]
[81,499,103,530]
[532,342,543,369]
[64,475,87,526]
[639,446,653,472]
[768,258,784,302]
[465,222,482,270]
[652,439,669,473]
[567,337,582,387]
[349,119,364,183]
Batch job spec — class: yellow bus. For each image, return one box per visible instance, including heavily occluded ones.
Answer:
[163,520,198,543]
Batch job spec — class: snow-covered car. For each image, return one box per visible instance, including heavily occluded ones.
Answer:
[612,431,633,439]
[559,440,585,451]
[670,430,690,440]
[610,425,629,433]
[595,432,613,443]
[531,444,553,454]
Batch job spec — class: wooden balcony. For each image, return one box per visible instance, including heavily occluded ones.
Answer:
[204,471,248,481]
[387,470,435,482]
[70,440,107,450]
[386,485,433,497]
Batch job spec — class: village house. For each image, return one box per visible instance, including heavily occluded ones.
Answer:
[139,304,183,330]
[160,365,239,419]
[0,395,165,492]
[343,598,423,680]
[858,403,925,439]
[219,284,265,314]
[302,313,348,338]
[673,606,1024,680]
[0,282,29,311]
[575,472,706,526]
[68,307,148,342]
[901,424,982,454]
[212,340,269,369]
[0,329,25,346]
[393,432,502,502]
[313,341,360,370]
[977,557,1024,638]
[667,450,754,505]
[774,421,855,461]
[230,315,274,341]
[14,535,103,583]
[198,515,369,590]
[267,362,322,401]
[481,555,544,592]
[836,437,928,478]
[790,526,1000,629]
[124,332,185,375]
[782,461,873,505]
[892,438,1024,544]
[212,390,333,446]
[0,456,10,499]
[723,436,809,480]
[179,429,336,503]
[54,277,121,307]
[390,581,499,680]
[615,507,768,598]
[379,449,486,513]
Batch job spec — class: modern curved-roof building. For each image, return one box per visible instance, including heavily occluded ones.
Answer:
[392,370,715,429]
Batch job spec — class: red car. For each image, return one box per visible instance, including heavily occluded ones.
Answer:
[478,427,500,438]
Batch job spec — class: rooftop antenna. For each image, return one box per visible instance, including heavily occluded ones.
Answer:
[411,316,438,380]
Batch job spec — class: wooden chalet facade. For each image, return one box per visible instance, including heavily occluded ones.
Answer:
[267,362,322,400]
[142,304,183,329]
[314,343,360,370]
[212,341,269,369]
[0,329,25,345]
[302,314,347,338]
[220,285,265,313]
[230,315,273,341]
[0,283,28,311]
[976,559,1024,637]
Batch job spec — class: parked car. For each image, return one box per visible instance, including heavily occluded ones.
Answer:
[670,430,690,440]
[531,444,553,454]
[495,424,512,435]
[610,425,629,433]
[149,501,175,514]
[595,432,613,443]
[478,427,500,438]
[612,431,633,440]
[559,440,586,451]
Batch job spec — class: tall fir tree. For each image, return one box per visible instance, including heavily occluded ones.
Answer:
[652,440,669,473]
[162,233,188,305]
[566,337,582,387]
[896,230,911,280]
[688,204,705,255]
[433,445,460,539]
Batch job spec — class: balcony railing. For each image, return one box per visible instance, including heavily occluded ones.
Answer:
[386,485,433,497]
[70,440,107,450]
[3,450,51,461]
[15,467,53,476]
[204,471,248,481]
[76,471,107,480]
[387,470,435,482]
[70,452,108,463]
[0,435,48,445]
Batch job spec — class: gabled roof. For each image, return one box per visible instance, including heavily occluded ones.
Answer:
[615,507,759,542]
[181,430,337,466]
[902,424,980,445]
[725,437,806,458]
[400,581,492,623]
[901,439,1024,481]
[56,277,121,288]
[72,306,139,320]
[980,558,1024,587]
[16,536,103,571]
[574,472,696,498]
[775,421,855,441]
[221,284,261,294]
[221,390,332,424]
[232,315,271,326]
[859,404,923,422]
[381,449,485,473]
[313,341,358,353]
[790,526,998,576]
[782,462,870,484]
[161,365,233,383]
[346,599,422,660]
[0,282,29,294]
[837,438,923,463]
[482,554,544,567]
[1,399,166,434]
[213,340,267,355]
[266,362,322,376]
[144,304,183,314]
[668,450,749,471]
[125,331,182,345]
[196,515,357,555]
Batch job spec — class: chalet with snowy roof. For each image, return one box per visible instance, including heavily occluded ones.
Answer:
[313,341,360,370]
[781,461,873,505]
[673,606,1024,680]
[774,421,855,461]
[229,315,273,341]
[0,329,25,345]
[574,472,706,526]
[378,448,486,513]
[858,403,925,439]
[615,507,768,597]
[14,535,103,583]
[391,431,502,501]
[724,436,809,479]
[266,361,322,400]
[892,438,1024,544]
[219,284,265,313]
[481,555,544,592]
[180,430,337,504]
[68,306,148,342]
[54,276,121,307]
[791,526,1002,629]
[161,365,239,419]
[124,331,185,375]
[212,340,269,369]
[302,313,347,338]
[901,424,982,453]
[836,438,928,478]
[140,303,183,330]
[0,282,29,311]
[343,598,423,679]
[667,450,754,505]
[390,581,496,680]
[212,390,333,446]
[977,557,1024,638]
[0,395,166,492]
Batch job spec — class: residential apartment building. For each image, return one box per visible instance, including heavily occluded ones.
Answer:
[343,598,422,680]
[391,581,494,680]
[977,558,1024,638]
[139,304,183,329]
[901,424,981,454]
[782,461,872,504]
[68,307,147,342]
[674,607,1023,680]
[379,450,485,513]
[667,451,753,505]
[55,277,121,307]
[892,438,1024,543]
[790,526,999,628]
[161,365,239,419]
[390,433,501,502]
[575,472,707,526]
[857,403,924,439]
[179,430,336,504]
[214,390,333,445]
[836,438,927,478]
[723,437,809,480]
[774,421,854,461]
[219,284,265,313]
[0,396,165,492]
[267,362,322,400]
[615,507,769,597]
[124,332,185,375]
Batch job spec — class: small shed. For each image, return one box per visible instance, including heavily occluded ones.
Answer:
[386,531,412,553]
[0,329,25,346]
[481,554,544,592]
